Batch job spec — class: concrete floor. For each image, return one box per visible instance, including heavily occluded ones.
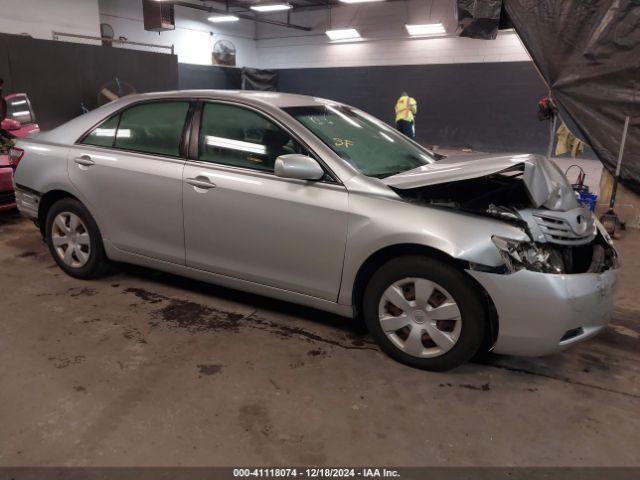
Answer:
[0,212,638,467]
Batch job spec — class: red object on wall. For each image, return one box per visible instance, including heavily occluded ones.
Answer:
[142,0,175,32]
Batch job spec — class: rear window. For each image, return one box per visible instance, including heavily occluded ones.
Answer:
[80,101,190,157]
[115,102,189,157]
[6,95,35,125]
[82,115,119,148]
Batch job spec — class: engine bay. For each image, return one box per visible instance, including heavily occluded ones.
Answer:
[393,171,618,274]
[395,170,533,213]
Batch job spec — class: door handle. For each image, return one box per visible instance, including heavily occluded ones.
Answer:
[74,155,95,167]
[186,177,216,190]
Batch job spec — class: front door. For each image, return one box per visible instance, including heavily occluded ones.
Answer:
[69,100,190,264]
[182,101,349,301]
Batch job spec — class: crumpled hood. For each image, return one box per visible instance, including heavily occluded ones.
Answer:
[383,153,579,211]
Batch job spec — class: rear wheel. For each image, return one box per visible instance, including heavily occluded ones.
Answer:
[45,198,110,279]
[363,256,485,371]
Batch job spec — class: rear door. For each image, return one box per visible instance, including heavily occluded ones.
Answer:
[182,101,349,301]
[69,100,192,264]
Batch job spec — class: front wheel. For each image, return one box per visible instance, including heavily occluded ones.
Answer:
[362,256,486,371]
[45,198,110,279]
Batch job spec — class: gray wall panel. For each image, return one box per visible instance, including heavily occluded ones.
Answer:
[0,39,12,94]
[1,34,550,155]
[0,33,179,130]
[178,63,241,90]
[277,62,550,154]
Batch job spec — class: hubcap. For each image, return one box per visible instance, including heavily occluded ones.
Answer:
[51,212,91,268]
[378,277,462,358]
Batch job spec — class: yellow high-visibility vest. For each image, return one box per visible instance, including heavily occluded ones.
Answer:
[395,95,418,122]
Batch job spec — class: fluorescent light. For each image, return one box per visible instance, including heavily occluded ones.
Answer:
[11,100,27,106]
[379,131,395,143]
[208,15,240,23]
[93,128,131,138]
[250,3,292,12]
[325,28,360,41]
[406,22,446,36]
[340,0,384,3]
[205,135,266,155]
[11,110,30,117]
[93,128,115,137]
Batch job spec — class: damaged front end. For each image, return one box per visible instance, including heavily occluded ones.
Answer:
[489,229,618,275]
[385,154,619,275]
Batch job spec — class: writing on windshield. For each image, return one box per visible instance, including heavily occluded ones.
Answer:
[284,105,435,178]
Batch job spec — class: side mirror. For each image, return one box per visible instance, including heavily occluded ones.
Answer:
[275,154,324,181]
[1,119,20,131]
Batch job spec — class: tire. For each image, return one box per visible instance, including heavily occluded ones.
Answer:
[362,255,486,371]
[45,197,110,279]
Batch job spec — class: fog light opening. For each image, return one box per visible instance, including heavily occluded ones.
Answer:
[560,327,584,342]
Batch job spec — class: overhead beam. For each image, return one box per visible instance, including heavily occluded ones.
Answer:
[289,0,409,12]
[172,0,312,31]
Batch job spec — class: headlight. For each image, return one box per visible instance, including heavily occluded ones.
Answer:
[595,219,614,246]
[492,236,564,274]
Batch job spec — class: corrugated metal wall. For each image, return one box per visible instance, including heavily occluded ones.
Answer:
[0,33,179,130]
[278,62,549,153]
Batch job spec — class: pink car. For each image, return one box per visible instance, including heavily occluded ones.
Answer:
[0,93,39,212]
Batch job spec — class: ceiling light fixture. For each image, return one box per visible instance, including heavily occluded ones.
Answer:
[250,3,292,12]
[325,28,361,41]
[405,22,446,36]
[208,15,240,23]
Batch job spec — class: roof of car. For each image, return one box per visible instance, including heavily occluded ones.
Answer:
[32,90,343,146]
[128,90,338,109]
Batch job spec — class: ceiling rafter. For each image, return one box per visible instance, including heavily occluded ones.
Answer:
[172,0,312,30]
[172,0,410,32]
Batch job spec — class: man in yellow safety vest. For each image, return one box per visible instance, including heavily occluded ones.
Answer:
[395,92,418,139]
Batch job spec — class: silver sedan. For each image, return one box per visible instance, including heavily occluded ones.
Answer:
[12,90,618,370]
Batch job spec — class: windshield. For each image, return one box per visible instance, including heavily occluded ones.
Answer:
[284,104,436,178]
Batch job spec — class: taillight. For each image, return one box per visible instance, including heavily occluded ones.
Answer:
[8,147,24,170]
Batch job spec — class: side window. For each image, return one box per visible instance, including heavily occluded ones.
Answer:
[82,115,119,148]
[114,101,190,157]
[7,95,34,124]
[198,102,306,172]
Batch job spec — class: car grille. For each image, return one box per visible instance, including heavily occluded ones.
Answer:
[532,213,595,245]
[0,190,16,206]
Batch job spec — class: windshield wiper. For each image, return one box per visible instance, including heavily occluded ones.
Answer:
[368,170,404,179]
